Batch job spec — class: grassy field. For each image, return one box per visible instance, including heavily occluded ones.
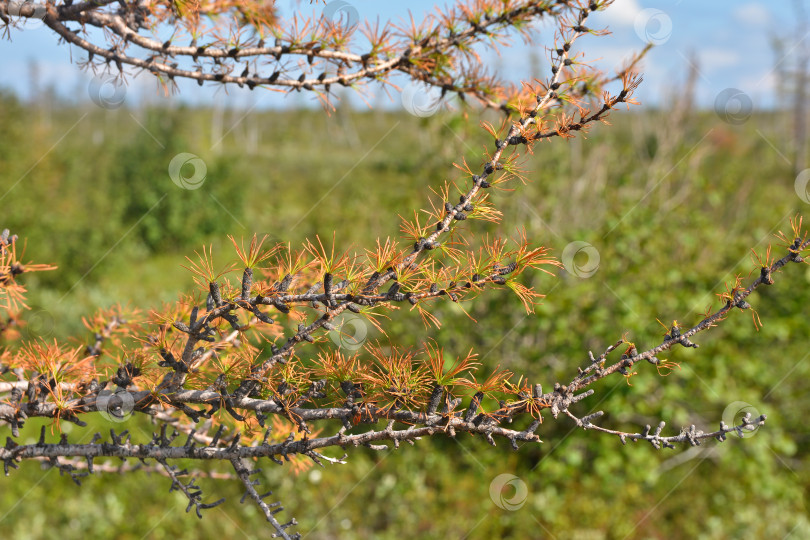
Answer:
[1,89,809,539]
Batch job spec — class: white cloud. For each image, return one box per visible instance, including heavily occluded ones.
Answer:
[699,48,742,70]
[598,0,643,27]
[733,3,772,27]
[739,70,777,94]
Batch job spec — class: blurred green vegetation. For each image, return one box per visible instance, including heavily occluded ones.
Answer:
[1,87,810,539]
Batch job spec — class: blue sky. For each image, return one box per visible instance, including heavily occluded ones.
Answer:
[0,1,800,110]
